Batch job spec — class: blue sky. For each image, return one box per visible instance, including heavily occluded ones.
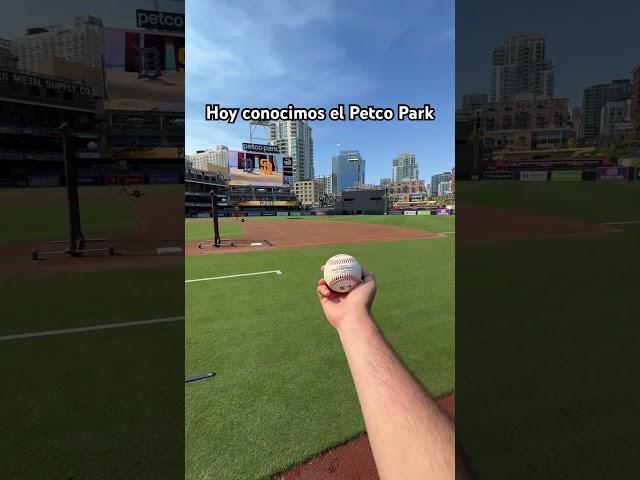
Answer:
[186,0,454,184]
[456,0,640,107]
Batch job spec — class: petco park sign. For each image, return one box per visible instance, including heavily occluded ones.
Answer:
[242,143,279,154]
[136,9,185,32]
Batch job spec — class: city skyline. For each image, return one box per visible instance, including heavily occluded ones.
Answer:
[185,0,454,185]
[456,0,640,107]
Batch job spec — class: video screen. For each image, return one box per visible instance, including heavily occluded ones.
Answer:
[103,28,184,111]
[228,150,284,187]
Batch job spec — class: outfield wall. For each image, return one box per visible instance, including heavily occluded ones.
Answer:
[189,210,317,218]
[476,166,638,183]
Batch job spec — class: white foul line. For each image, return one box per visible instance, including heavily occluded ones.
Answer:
[185,270,282,284]
[0,316,184,342]
[601,220,640,225]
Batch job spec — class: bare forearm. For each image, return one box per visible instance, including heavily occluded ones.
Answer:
[337,312,455,480]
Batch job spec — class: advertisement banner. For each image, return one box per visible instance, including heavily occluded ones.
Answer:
[483,171,514,180]
[104,174,145,185]
[551,170,582,181]
[290,211,302,217]
[403,210,418,216]
[111,147,185,159]
[29,175,60,187]
[520,170,548,181]
[388,210,403,215]
[596,166,629,181]
[276,211,289,216]
[417,210,429,216]
[196,212,211,218]
[262,211,276,216]
[236,200,299,207]
[247,211,261,216]
[282,156,293,180]
[148,174,180,184]
[103,28,184,110]
[301,211,313,216]
[434,208,450,216]
[78,175,101,186]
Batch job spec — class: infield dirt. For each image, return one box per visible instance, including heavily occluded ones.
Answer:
[186,219,441,255]
[277,394,455,480]
[3,190,184,276]
[457,205,615,244]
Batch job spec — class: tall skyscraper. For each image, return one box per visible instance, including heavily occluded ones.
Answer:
[391,152,419,181]
[332,150,365,194]
[431,172,452,198]
[490,34,554,103]
[269,120,314,182]
[580,80,632,140]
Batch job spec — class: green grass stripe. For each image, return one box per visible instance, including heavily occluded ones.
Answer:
[0,267,184,335]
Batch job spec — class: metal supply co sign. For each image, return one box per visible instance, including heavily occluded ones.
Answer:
[0,71,92,95]
[136,9,184,32]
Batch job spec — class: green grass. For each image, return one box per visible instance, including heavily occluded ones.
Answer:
[316,213,455,233]
[184,214,454,241]
[187,214,455,234]
[459,181,640,222]
[184,219,245,241]
[1,266,184,479]
[0,200,136,244]
[455,181,639,479]
[0,267,184,335]
[185,235,454,480]
[457,222,638,479]
[0,185,184,243]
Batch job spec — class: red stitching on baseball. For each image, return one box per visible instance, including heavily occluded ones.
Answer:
[329,274,361,289]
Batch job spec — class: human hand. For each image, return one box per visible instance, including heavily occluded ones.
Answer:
[316,265,377,331]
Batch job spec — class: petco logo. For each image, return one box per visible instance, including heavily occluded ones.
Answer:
[136,9,185,32]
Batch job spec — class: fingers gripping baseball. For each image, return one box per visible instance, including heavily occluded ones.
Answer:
[317,255,377,330]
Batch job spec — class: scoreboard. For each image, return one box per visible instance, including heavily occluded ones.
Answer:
[282,157,293,186]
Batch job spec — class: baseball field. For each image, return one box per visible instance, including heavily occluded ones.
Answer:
[186,180,639,479]
[5,180,634,478]
[185,214,456,479]
[1,185,185,479]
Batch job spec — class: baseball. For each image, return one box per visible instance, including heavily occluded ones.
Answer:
[323,254,362,293]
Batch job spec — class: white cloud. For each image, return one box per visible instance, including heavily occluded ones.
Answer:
[185,0,381,150]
